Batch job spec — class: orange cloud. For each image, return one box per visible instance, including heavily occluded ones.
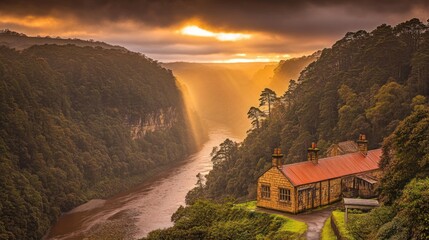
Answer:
[180,25,251,42]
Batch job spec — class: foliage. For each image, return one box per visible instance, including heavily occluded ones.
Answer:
[0,45,195,239]
[348,179,429,239]
[269,51,320,93]
[143,200,305,240]
[247,106,266,130]
[210,139,239,166]
[197,18,429,202]
[259,88,277,116]
[348,104,429,239]
[332,211,354,240]
[321,217,337,240]
[234,200,257,211]
[379,104,429,204]
[347,206,395,239]
[0,29,127,51]
[234,201,307,234]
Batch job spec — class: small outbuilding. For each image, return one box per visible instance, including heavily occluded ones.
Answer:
[343,198,379,222]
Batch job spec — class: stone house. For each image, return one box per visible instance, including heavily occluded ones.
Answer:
[325,140,359,157]
[256,135,382,213]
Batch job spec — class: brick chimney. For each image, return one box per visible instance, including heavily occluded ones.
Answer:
[357,134,368,155]
[272,148,284,167]
[307,142,319,164]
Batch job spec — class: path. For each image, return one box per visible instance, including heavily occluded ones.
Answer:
[257,203,339,240]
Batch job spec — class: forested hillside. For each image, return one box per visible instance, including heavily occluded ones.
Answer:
[269,51,320,93]
[195,18,429,201]
[0,45,197,239]
[0,29,126,51]
[347,104,429,239]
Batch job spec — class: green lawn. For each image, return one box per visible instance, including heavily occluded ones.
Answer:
[321,217,337,240]
[274,214,307,234]
[234,201,257,211]
[235,201,307,235]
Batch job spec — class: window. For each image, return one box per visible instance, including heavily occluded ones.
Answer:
[261,185,270,199]
[279,188,291,202]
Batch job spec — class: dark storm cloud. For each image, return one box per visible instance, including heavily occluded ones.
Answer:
[0,0,427,36]
[1,0,428,62]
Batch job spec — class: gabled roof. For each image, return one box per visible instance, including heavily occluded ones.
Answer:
[326,141,358,155]
[337,141,359,153]
[280,149,382,186]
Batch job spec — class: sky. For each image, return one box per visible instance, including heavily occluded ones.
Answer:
[0,0,428,62]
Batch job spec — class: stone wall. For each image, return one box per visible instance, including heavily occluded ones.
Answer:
[330,178,342,202]
[257,167,296,213]
[258,168,382,214]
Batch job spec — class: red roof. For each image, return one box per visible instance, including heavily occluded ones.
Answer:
[280,149,382,186]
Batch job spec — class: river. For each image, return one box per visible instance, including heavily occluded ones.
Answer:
[46,128,241,239]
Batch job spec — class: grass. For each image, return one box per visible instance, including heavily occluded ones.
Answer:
[331,210,354,240]
[274,214,307,234]
[234,201,307,235]
[234,201,257,211]
[321,217,337,240]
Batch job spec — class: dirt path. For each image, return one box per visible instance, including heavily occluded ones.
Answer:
[257,203,339,240]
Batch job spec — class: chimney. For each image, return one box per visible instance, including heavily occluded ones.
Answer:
[272,148,284,167]
[357,134,368,155]
[307,142,319,164]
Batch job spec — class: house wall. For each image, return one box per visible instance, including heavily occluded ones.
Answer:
[356,169,382,198]
[296,178,342,213]
[329,178,342,202]
[326,145,341,157]
[296,183,320,212]
[257,167,296,213]
[257,168,382,214]
[321,180,330,205]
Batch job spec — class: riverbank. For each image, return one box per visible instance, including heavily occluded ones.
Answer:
[46,129,240,240]
[44,156,195,239]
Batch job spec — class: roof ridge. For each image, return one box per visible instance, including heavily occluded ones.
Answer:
[281,148,381,168]
[280,148,382,186]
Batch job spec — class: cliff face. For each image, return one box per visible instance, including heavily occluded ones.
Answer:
[129,107,178,139]
[0,44,198,239]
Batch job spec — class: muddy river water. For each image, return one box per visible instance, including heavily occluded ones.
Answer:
[47,128,240,239]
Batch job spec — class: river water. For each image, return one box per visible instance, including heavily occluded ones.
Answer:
[46,128,240,239]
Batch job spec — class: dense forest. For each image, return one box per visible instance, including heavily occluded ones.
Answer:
[268,51,320,94]
[197,18,429,201]
[348,104,429,239]
[0,44,198,239]
[0,29,126,51]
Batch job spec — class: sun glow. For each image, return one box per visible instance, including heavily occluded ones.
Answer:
[210,53,293,63]
[180,25,251,41]
[0,16,61,28]
[181,26,214,37]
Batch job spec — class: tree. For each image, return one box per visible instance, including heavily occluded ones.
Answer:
[394,18,427,54]
[185,173,206,205]
[281,80,297,110]
[210,139,238,165]
[366,81,410,143]
[259,88,277,116]
[379,104,429,204]
[247,107,265,130]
